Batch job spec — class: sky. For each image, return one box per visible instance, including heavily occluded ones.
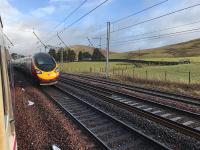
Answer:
[1,0,200,55]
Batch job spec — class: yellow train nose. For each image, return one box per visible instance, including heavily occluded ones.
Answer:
[37,71,59,80]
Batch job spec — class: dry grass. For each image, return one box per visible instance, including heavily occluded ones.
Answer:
[62,62,200,84]
[81,72,200,97]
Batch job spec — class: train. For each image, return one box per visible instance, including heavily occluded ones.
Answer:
[13,52,60,85]
[0,16,17,150]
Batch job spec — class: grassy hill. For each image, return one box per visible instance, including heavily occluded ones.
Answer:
[110,38,200,59]
[69,45,96,55]
[66,38,200,60]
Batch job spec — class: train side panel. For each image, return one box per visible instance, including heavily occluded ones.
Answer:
[0,16,17,150]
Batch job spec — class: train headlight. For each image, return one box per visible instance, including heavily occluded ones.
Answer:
[55,67,60,73]
[35,69,42,74]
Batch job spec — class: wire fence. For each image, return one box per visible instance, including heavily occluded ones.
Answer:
[63,65,200,84]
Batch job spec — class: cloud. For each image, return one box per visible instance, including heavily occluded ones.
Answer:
[31,6,55,18]
[106,0,200,52]
[0,0,20,16]
[0,0,57,55]
[1,0,200,55]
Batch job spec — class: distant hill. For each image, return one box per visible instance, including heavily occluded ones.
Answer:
[110,38,200,59]
[69,45,96,54]
[69,45,117,56]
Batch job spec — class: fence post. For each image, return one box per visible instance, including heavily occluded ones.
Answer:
[113,67,115,75]
[117,68,119,75]
[146,70,148,80]
[132,69,134,79]
[90,67,92,73]
[165,71,167,82]
[189,71,191,84]
[122,69,124,76]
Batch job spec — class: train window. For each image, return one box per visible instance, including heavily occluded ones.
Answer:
[34,53,56,71]
[35,54,55,65]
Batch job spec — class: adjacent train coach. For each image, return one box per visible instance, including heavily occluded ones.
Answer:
[14,53,60,85]
[0,16,17,150]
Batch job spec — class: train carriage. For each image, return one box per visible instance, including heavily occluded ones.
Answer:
[0,16,17,150]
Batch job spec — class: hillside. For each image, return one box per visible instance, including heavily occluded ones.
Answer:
[110,38,200,59]
[69,45,96,55]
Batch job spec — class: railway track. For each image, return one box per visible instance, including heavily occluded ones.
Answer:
[59,75,200,142]
[41,86,169,150]
[62,73,200,107]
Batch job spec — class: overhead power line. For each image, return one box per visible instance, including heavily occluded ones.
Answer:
[51,0,87,32]
[108,27,200,46]
[45,0,87,44]
[33,29,47,52]
[91,0,168,39]
[57,33,69,48]
[111,3,200,33]
[87,37,94,47]
[112,0,168,24]
[111,30,200,47]
[112,30,200,47]
[58,0,109,34]
[46,0,109,45]
[111,19,200,42]
[4,33,14,46]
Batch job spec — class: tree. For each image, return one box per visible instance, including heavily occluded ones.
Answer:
[11,53,25,59]
[82,52,92,60]
[48,48,56,60]
[11,53,18,60]
[67,49,76,62]
[92,48,105,60]
[63,50,68,62]
[56,49,61,62]
[78,51,83,61]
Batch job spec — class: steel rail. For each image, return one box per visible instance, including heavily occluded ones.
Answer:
[42,86,169,150]
[41,87,110,150]
[62,73,200,106]
[59,77,200,141]
[60,76,200,119]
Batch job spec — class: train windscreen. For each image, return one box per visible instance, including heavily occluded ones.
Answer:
[34,53,56,71]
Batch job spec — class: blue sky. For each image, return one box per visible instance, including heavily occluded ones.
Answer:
[9,0,49,12]
[1,0,200,55]
[9,0,154,21]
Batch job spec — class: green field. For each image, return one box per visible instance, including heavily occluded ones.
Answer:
[62,62,126,72]
[61,59,200,84]
[61,38,200,84]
